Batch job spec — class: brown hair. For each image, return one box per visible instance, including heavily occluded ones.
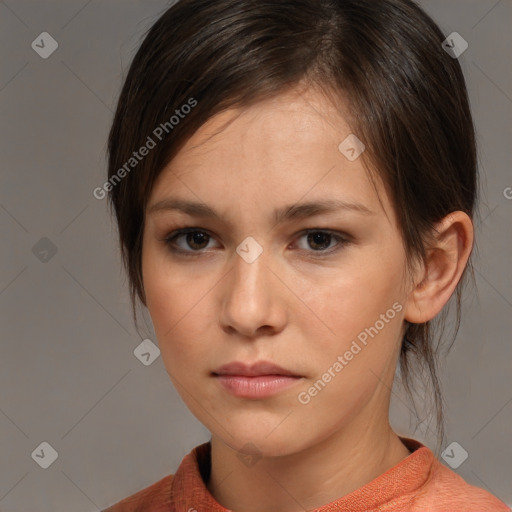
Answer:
[106,0,477,454]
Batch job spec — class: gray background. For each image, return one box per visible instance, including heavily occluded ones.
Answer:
[0,0,510,510]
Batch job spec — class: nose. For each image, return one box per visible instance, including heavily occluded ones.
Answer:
[219,245,288,338]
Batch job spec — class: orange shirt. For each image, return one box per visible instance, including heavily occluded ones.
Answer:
[103,437,511,511]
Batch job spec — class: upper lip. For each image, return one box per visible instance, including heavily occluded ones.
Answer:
[213,361,301,377]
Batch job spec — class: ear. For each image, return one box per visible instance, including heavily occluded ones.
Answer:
[404,211,474,324]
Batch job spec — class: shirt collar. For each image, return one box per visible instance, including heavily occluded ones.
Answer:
[170,436,434,511]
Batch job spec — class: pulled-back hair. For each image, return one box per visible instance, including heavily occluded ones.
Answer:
[106,0,477,454]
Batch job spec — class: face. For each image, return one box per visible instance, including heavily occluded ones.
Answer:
[142,86,413,457]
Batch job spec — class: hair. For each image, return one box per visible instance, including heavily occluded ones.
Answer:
[106,0,477,455]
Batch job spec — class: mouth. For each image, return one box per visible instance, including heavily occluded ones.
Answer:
[212,360,303,399]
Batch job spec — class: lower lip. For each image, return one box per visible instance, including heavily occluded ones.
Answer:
[214,375,302,398]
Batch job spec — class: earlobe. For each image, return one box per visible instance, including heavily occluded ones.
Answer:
[404,211,474,324]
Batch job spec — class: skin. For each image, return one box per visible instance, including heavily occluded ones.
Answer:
[141,84,473,512]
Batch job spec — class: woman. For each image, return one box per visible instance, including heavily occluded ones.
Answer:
[102,0,511,510]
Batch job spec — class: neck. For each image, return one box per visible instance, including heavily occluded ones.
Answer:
[207,421,411,512]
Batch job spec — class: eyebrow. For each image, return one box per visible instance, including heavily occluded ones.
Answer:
[148,197,374,225]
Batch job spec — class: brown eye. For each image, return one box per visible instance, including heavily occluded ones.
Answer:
[306,231,333,251]
[184,231,210,250]
[163,228,218,254]
[295,230,348,254]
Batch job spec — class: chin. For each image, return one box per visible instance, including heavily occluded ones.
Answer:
[213,425,309,459]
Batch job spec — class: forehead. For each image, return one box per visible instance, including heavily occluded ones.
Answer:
[148,86,391,222]
[177,86,352,163]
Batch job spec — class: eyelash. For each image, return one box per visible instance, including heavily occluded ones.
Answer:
[161,227,351,258]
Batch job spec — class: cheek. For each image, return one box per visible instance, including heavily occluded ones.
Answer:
[303,248,406,340]
[142,253,218,368]
[295,267,404,416]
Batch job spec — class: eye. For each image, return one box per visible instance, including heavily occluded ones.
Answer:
[295,229,349,254]
[162,227,350,257]
[163,228,219,254]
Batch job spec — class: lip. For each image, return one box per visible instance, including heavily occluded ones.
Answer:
[212,361,303,399]
[213,360,301,377]
[215,375,302,399]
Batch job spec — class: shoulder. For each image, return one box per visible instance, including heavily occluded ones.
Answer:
[412,458,511,512]
[101,473,174,512]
